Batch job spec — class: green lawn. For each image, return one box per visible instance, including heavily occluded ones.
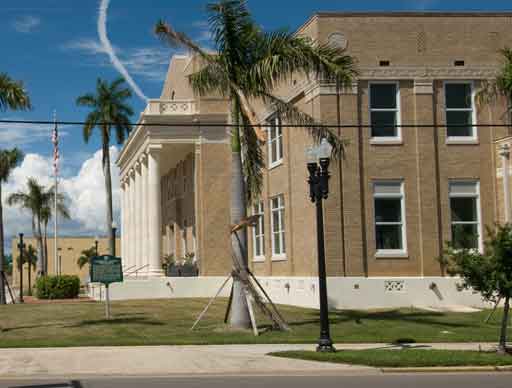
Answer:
[0,298,508,348]
[270,349,512,367]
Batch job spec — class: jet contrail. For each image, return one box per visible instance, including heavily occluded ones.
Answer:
[98,0,148,102]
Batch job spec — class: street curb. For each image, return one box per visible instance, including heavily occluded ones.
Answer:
[381,365,512,373]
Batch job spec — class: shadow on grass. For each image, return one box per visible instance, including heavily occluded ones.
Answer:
[66,316,165,327]
[285,309,479,329]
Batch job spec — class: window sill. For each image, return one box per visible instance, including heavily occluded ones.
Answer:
[252,256,265,263]
[271,255,287,262]
[446,138,479,145]
[268,160,283,170]
[370,138,403,146]
[375,251,409,259]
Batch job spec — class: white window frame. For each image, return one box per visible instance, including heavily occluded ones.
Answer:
[252,201,265,262]
[373,181,408,258]
[444,81,478,143]
[268,115,283,168]
[270,194,286,260]
[369,81,402,144]
[449,180,483,252]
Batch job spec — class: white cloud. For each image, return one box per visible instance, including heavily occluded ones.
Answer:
[62,39,171,82]
[0,119,69,146]
[98,0,148,102]
[11,15,41,33]
[61,38,113,55]
[2,148,121,251]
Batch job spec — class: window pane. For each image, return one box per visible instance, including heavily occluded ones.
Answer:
[447,111,472,137]
[451,197,477,222]
[278,134,283,160]
[446,83,472,109]
[271,197,279,209]
[371,111,397,137]
[375,198,402,222]
[451,224,479,249]
[255,239,261,256]
[370,84,397,109]
[273,233,281,253]
[271,141,277,162]
[272,211,280,233]
[376,225,403,250]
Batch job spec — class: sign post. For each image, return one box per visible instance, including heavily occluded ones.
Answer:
[90,255,123,319]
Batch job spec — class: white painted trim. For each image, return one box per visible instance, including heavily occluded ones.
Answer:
[270,194,286,258]
[373,180,408,257]
[443,80,478,143]
[368,81,402,143]
[267,115,284,169]
[448,180,483,253]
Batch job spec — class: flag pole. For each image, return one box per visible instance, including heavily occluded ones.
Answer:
[53,110,59,276]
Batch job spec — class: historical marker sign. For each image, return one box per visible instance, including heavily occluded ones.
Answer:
[90,255,123,285]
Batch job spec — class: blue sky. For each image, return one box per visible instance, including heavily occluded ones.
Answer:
[1,0,511,247]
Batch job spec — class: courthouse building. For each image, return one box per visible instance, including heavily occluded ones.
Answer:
[114,12,512,308]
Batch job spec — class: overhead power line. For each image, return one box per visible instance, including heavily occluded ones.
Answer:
[1,119,512,129]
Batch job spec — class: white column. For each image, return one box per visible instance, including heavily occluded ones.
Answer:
[135,162,143,271]
[120,180,126,263]
[147,146,164,276]
[129,169,136,271]
[141,154,149,273]
[500,144,511,223]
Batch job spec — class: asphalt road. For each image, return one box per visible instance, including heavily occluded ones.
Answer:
[1,374,511,388]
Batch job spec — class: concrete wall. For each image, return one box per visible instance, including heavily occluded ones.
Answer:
[89,276,492,310]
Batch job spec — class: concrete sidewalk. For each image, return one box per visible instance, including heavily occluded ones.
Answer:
[0,343,499,378]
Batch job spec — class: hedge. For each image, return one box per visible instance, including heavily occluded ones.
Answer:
[35,275,80,299]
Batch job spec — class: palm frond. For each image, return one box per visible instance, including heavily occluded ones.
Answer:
[259,92,347,159]
[189,60,230,96]
[0,147,24,182]
[0,73,32,111]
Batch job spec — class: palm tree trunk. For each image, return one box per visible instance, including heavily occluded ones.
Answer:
[33,215,43,276]
[229,105,251,329]
[27,260,32,296]
[102,139,115,256]
[0,183,6,304]
[36,215,44,276]
[498,296,510,354]
[43,222,48,274]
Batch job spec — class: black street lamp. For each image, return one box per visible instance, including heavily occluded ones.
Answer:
[111,221,118,257]
[306,139,335,353]
[17,233,25,304]
[94,235,99,257]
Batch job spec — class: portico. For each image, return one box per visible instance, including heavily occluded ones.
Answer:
[117,89,232,277]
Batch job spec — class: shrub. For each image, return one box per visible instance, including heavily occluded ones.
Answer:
[35,275,80,299]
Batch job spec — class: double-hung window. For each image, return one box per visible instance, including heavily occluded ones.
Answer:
[369,82,401,141]
[252,201,265,261]
[270,195,286,259]
[445,82,476,140]
[373,181,407,256]
[449,181,482,251]
[268,115,283,167]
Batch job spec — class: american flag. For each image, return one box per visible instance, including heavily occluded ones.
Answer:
[52,119,59,176]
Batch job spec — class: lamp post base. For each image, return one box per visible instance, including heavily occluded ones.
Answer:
[316,338,336,353]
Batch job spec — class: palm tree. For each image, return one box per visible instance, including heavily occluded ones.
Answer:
[40,189,71,272]
[155,0,357,328]
[0,73,31,111]
[8,178,49,276]
[16,244,37,296]
[0,148,23,304]
[77,246,97,269]
[477,48,512,123]
[76,78,133,256]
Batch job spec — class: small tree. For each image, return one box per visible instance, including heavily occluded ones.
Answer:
[77,246,97,269]
[441,224,512,354]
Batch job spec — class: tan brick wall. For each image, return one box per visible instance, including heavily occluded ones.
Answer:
[11,237,121,290]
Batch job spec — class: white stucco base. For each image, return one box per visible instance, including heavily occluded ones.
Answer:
[89,276,493,310]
